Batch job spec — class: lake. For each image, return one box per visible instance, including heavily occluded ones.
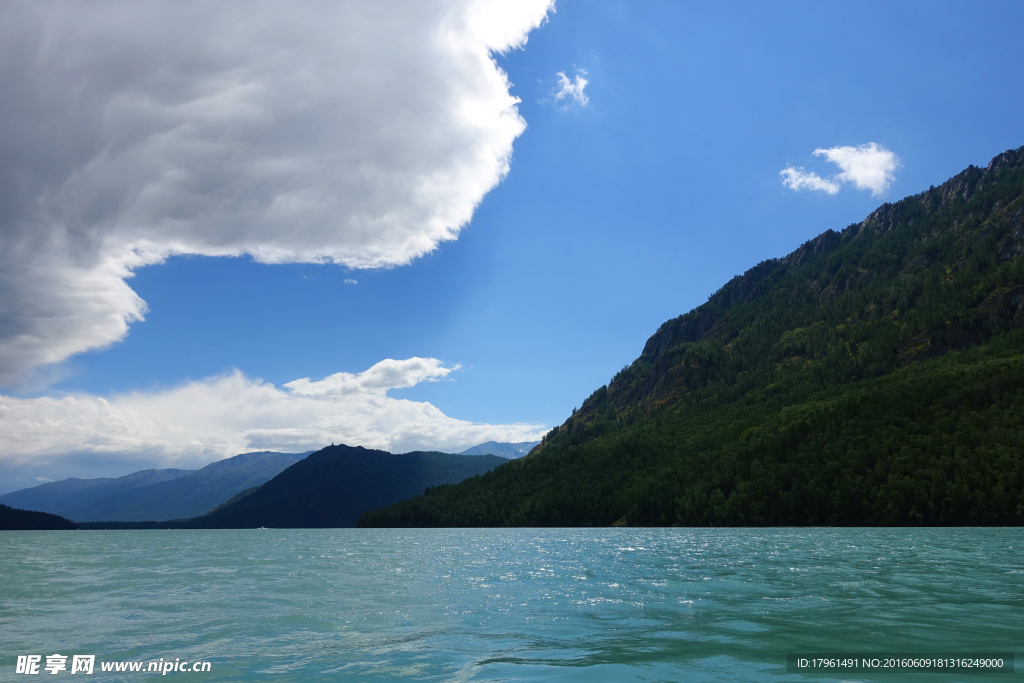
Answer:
[2,528,1020,681]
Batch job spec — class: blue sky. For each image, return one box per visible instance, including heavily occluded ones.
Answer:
[1,0,1022,491]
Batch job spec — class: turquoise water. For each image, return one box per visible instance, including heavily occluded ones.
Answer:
[1,528,1020,681]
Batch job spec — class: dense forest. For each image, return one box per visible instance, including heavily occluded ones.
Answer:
[0,504,77,530]
[360,146,1024,527]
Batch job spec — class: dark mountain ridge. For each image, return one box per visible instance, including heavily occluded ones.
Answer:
[360,145,1024,528]
[80,445,507,529]
[0,504,77,530]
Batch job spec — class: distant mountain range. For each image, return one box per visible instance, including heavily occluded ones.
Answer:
[80,445,507,529]
[458,441,539,458]
[0,468,194,520]
[1,440,534,528]
[0,451,310,522]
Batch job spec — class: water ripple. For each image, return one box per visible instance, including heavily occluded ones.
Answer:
[1,528,1020,681]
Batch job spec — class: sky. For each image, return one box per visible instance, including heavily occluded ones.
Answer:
[1,0,1022,493]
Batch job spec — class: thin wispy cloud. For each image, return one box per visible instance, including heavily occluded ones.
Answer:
[781,143,901,197]
[554,71,589,106]
[0,358,547,474]
[779,168,841,195]
[0,0,554,386]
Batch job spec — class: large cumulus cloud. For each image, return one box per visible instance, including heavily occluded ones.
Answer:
[0,0,553,383]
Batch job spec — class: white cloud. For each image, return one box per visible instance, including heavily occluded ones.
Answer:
[0,358,547,472]
[780,142,900,197]
[779,167,841,195]
[554,71,589,106]
[814,143,901,196]
[0,0,554,385]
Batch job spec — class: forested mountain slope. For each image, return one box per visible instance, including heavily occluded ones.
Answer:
[360,146,1024,527]
[0,504,78,530]
[190,446,506,528]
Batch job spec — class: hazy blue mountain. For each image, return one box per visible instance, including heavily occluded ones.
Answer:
[62,451,312,522]
[0,468,194,519]
[458,441,540,458]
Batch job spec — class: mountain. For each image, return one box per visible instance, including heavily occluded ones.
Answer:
[0,451,312,522]
[0,468,194,518]
[360,145,1024,528]
[459,441,540,458]
[185,445,507,528]
[0,504,77,530]
[64,451,311,521]
[205,485,261,514]
[80,445,508,529]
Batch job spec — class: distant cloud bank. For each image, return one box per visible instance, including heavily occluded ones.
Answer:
[0,0,553,385]
[0,358,547,474]
[781,143,901,197]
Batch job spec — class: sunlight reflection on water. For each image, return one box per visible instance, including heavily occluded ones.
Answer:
[1,528,1020,681]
